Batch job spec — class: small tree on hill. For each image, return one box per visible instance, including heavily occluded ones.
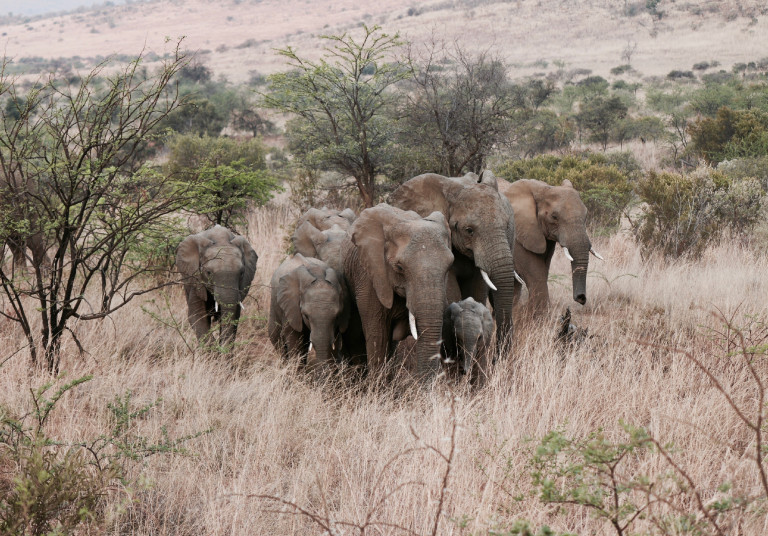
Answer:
[264,25,407,207]
[399,38,520,176]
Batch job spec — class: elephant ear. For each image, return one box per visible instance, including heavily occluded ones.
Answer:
[501,195,517,247]
[230,235,259,301]
[389,174,451,221]
[351,208,393,309]
[292,221,324,258]
[508,181,546,255]
[424,210,450,237]
[478,169,499,191]
[176,234,213,302]
[562,179,574,189]
[278,264,312,332]
[339,208,356,227]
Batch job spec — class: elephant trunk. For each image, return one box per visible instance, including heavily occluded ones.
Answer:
[213,273,242,350]
[407,290,446,382]
[477,234,516,340]
[560,233,590,305]
[459,336,479,375]
[308,318,336,369]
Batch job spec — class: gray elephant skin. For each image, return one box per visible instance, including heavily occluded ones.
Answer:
[498,178,601,313]
[176,225,258,348]
[269,254,350,369]
[389,170,516,339]
[341,204,454,381]
[296,207,356,232]
[443,297,494,385]
[292,222,348,275]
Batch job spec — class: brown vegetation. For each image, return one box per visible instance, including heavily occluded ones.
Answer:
[2,199,767,533]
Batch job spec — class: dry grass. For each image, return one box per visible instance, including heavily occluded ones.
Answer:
[2,199,768,534]
[3,0,768,83]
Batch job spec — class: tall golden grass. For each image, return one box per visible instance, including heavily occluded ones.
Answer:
[2,200,767,534]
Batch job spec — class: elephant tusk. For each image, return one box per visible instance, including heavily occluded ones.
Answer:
[480,270,497,291]
[590,247,604,261]
[240,302,245,310]
[215,301,219,313]
[309,341,313,353]
[562,247,574,262]
[514,271,524,284]
[409,311,418,341]
[332,341,335,351]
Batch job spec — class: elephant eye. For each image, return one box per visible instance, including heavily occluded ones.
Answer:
[465,227,474,236]
[552,213,559,221]
[394,262,405,274]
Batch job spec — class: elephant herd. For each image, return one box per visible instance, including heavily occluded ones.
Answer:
[175,171,602,384]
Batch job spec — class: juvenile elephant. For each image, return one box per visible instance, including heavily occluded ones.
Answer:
[291,222,347,274]
[442,297,494,385]
[498,178,603,313]
[389,170,516,339]
[176,225,258,348]
[296,207,356,232]
[341,204,454,381]
[269,254,350,369]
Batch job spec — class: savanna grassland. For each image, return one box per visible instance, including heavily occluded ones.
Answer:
[2,0,768,534]
[2,198,768,534]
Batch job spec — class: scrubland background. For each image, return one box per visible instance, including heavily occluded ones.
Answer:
[1,0,768,534]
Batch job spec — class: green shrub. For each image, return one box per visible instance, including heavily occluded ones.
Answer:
[166,134,282,229]
[632,167,764,257]
[717,155,768,189]
[688,106,768,164]
[495,153,635,230]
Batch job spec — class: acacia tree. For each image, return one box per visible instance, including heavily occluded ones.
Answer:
[0,47,191,372]
[399,39,519,176]
[264,25,407,207]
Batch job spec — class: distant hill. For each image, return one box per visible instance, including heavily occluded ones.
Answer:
[1,0,767,82]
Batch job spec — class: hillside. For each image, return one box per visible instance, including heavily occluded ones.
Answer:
[2,0,768,81]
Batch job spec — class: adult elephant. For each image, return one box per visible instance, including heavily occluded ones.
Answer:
[389,171,516,339]
[176,225,258,349]
[269,254,350,370]
[497,178,603,313]
[341,204,454,381]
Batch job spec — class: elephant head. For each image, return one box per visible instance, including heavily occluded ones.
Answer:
[296,207,356,232]
[269,255,350,369]
[176,225,258,349]
[389,170,516,338]
[500,178,601,308]
[291,222,348,275]
[443,297,494,383]
[342,204,454,380]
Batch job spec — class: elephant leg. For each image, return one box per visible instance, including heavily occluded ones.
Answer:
[523,259,550,315]
[363,317,389,374]
[187,291,212,342]
[473,345,490,388]
[283,326,306,363]
[9,237,26,274]
[28,233,50,274]
[446,268,462,304]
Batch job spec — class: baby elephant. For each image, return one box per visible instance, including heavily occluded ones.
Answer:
[269,254,350,370]
[442,297,494,384]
